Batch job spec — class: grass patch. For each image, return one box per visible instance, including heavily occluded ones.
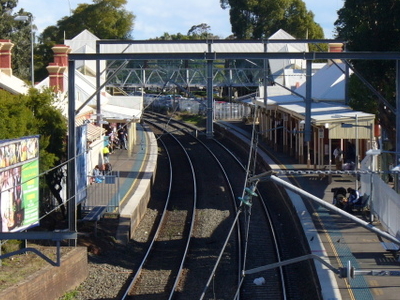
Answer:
[59,290,79,300]
[0,244,72,292]
[173,113,206,128]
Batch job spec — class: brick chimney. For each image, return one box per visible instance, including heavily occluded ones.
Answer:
[47,44,70,92]
[46,63,61,92]
[52,44,70,67]
[328,43,343,64]
[0,39,14,76]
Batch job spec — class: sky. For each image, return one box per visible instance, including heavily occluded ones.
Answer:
[15,0,344,40]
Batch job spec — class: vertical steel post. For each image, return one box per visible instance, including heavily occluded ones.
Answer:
[305,60,312,166]
[206,41,214,138]
[96,42,101,125]
[68,59,77,246]
[305,60,312,142]
[355,114,359,190]
[396,60,400,192]
[263,42,268,108]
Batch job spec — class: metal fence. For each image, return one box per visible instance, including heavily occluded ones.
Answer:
[360,157,400,237]
[214,101,249,120]
[368,174,400,236]
[144,95,250,120]
[83,170,120,213]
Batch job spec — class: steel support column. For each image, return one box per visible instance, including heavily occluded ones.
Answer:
[67,59,77,246]
[396,60,400,192]
[305,60,312,142]
[206,41,214,138]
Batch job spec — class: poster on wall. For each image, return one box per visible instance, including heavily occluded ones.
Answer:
[76,125,88,204]
[0,136,39,233]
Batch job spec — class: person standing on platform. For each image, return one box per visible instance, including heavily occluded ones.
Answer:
[118,126,127,150]
[103,146,110,163]
[333,146,343,170]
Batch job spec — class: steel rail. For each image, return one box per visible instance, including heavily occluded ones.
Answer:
[120,137,173,300]
[213,139,287,299]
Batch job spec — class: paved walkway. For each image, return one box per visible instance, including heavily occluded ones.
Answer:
[86,123,150,212]
[266,145,400,300]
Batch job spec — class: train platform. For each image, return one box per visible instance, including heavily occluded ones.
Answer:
[215,120,400,299]
[260,141,400,300]
[103,123,158,243]
[107,120,400,299]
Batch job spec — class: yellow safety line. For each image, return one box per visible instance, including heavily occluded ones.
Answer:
[266,150,356,300]
[119,131,149,206]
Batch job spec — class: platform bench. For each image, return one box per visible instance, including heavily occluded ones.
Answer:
[352,194,370,211]
[82,206,107,236]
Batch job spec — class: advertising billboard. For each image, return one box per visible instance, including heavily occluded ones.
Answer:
[0,136,39,232]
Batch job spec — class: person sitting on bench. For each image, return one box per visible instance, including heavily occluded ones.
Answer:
[344,187,361,212]
[93,165,104,183]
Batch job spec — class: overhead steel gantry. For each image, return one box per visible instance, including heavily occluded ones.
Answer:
[66,39,400,238]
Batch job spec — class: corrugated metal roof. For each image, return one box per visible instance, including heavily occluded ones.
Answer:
[277,101,374,125]
[98,104,142,122]
[100,40,306,54]
[99,29,308,55]
[75,114,105,142]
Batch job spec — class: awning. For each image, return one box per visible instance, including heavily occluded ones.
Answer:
[75,115,105,142]
[97,104,142,123]
[278,102,375,139]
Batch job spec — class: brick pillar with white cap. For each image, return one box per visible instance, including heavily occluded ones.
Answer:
[46,62,61,92]
[0,39,14,76]
[47,44,70,92]
[328,43,344,64]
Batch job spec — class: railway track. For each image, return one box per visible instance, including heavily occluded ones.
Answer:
[123,119,197,299]
[214,120,323,299]
[120,112,321,299]
[143,114,241,299]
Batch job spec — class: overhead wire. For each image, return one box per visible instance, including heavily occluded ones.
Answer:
[232,104,261,298]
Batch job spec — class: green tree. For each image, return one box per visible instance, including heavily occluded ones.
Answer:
[22,88,67,166]
[335,0,400,144]
[0,88,67,173]
[0,0,34,82]
[50,0,135,42]
[35,0,135,82]
[0,0,18,36]
[0,89,35,139]
[187,23,220,39]
[220,0,324,39]
[153,24,220,40]
[0,88,68,216]
[154,32,191,41]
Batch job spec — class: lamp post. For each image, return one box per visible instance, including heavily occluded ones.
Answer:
[14,15,34,86]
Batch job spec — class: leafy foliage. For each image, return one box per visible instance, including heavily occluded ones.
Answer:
[0,90,35,139]
[335,0,400,144]
[35,0,135,82]
[53,0,135,42]
[220,0,324,39]
[0,88,67,216]
[153,23,221,40]
[0,0,34,82]
[0,88,67,173]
